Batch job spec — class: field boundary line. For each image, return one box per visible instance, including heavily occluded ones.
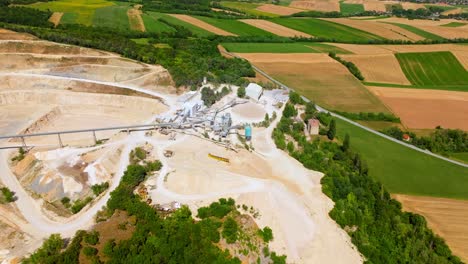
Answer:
[223,51,468,168]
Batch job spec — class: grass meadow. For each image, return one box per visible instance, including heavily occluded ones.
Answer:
[141,13,175,33]
[335,118,468,199]
[442,22,467,27]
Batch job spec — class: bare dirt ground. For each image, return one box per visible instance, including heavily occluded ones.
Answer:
[363,1,386,12]
[151,127,362,263]
[256,4,304,15]
[321,18,424,41]
[393,194,468,262]
[237,53,390,113]
[128,5,146,32]
[170,14,236,36]
[341,54,411,84]
[240,19,311,37]
[367,86,468,130]
[401,2,426,9]
[290,0,340,12]
[379,17,468,39]
[0,29,36,40]
[48,12,63,27]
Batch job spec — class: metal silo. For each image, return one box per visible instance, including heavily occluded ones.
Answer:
[245,124,252,141]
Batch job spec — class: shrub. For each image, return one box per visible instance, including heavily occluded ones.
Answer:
[237,86,246,98]
[258,227,273,242]
[82,246,98,257]
[91,182,109,196]
[1,187,15,203]
[84,231,100,246]
[222,217,238,244]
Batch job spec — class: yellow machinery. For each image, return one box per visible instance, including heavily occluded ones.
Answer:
[208,153,230,163]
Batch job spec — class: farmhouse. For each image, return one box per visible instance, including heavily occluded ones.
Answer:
[245,83,263,101]
[307,119,320,135]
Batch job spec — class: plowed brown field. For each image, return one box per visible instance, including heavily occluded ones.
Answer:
[256,4,303,15]
[394,194,468,262]
[321,18,424,41]
[368,86,468,130]
[237,53,390,113]
[290,0,340,12]
[49,12,63,27]
[170,14,236,36]
[379,17,468,39]
[341,54,410,84]
[240,19,311,37]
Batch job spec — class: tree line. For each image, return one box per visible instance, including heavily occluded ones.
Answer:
[382,126,467,155]
[272,93,462,263]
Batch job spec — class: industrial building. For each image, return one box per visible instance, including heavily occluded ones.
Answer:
[245,83,263,101]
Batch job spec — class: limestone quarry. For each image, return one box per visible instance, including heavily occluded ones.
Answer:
[0,29,361,263]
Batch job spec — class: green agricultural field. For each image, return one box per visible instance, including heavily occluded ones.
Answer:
[395,51,468,87]
[384,22,445,40]
[339,1,365,15]
[219,1,278,17]
[141,14,175,33]
[441,22,467,27]
[222,42,318,53]
[145,12,213,37]
[60,13,78,24]
[362,81,468,92]
[195,16,274,36]
[92,5,130,31]
[222,42,352,53]
[270,18,385,42]
[450,152,468,164]
[305,43,352,54]
[27,0,114,25]
[335,118,468,199]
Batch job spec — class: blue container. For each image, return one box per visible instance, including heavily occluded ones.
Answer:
[245,124,252,141]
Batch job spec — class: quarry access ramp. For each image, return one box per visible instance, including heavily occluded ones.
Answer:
[222,51,468,168]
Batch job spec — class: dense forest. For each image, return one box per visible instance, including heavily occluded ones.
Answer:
[25,158,285,264]
[382,126,468,154]
[271,92,462,264]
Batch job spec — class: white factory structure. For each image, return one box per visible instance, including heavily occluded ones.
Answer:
[245,83,263,101]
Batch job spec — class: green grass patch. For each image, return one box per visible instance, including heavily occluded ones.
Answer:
[363,81,468,92]
[335,118,468,199]
[450,152,468,164]
[384,22,445,40]
[270,18,385,42]
[339,1,365,15]
[195,16,274,36]
[27,0,114,26]
[145,12,213,37]
[92,5,130,31]
[395,51,468,86]
[131,38,150,45]
[222,42,352,54]
[141,13,175,33]
[60,12,78,24]
[219,1,279,17]
[441,21,466,27]
[222,42,318,53]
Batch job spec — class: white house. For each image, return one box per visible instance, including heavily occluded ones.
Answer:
[245,83,263,101]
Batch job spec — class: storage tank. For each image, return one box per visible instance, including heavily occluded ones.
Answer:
[245,124,252,141]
